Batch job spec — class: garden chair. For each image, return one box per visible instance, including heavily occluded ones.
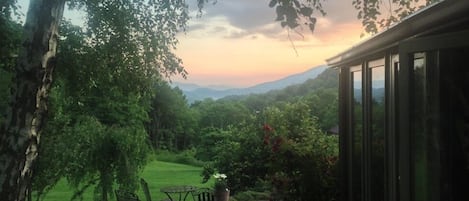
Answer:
[115,189,140,201]
[191,188,214,201]
[140,178,153,201]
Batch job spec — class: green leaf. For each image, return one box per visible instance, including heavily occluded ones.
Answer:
[269,0,277,8]
[300,7,313,16]
[309,18,317,33]
[293,0,301,8]
[276,5,285,16]
[276,14,285,21]
[287,20,299,29]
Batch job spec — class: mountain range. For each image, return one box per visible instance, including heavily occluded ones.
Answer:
[172,65,328,103]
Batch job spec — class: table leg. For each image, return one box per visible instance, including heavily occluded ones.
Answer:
[164,192,174,201]
[183,191,191,201]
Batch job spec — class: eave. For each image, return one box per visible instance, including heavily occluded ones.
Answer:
[326,0,469,67]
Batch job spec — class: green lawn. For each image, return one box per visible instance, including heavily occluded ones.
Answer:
[35,160,213,201]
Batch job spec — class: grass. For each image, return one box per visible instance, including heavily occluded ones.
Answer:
[139,160,213,201]
[35,160,213,201]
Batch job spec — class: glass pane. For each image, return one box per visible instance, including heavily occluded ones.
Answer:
[413,52,440,201]
[371,66,385,201]
[413,52,427,201]
[439,47,469,199]
[352,70,362,201]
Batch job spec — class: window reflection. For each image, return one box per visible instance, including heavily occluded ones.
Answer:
[413,53,428,201]
[371,65,385,201]
[352,70,362,201]
[412,52,439,201]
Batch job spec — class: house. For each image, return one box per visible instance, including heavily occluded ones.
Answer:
[326,0,469,200]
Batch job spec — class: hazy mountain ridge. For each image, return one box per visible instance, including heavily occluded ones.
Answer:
[172,65,328,102]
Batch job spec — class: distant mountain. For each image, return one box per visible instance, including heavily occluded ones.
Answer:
[172,65,328,103]
[172,82,233,91]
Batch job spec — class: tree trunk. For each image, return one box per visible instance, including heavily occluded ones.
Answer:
[0,1,65,200]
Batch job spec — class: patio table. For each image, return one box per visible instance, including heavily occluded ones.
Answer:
[160,185,198,201]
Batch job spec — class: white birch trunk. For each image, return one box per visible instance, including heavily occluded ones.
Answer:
[0,0,65,200]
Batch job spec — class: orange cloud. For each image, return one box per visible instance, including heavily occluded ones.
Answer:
[174,1,366,87]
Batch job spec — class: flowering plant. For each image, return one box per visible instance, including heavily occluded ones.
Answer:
[213,173,228,191]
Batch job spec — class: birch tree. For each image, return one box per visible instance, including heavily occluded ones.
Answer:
[0,0,188,200]
[0,1,65,200]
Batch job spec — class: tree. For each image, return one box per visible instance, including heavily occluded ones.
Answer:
[0,0,189,200]
[146,82,197,151]
[28,1,189,199]
[191,99,251,130]
[0,1,66,200]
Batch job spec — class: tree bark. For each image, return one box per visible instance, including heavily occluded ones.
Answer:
[0,0,65,200]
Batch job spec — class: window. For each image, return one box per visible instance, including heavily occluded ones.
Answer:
[351,68,363,201]
[369,59,385,201]
[412,52,440,201]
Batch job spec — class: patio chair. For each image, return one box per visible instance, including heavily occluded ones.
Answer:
[115,189,140,201]
[191,188,214,201]
[140,178,153,201]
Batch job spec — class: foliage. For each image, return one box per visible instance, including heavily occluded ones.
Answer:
[191,99,251,130]
[197,0,325,33]
[269,0,326,33]
[31,0,190,197]
[305,88,338,131]
[0,68,13,124]
[221,68,339,133]
[0,9,21,124]
[33,81,151,201]
[146,83,197,151]
[0,9,21,72]
[205,101,339,200]
[0,69,13,124]
[262,102,339,200]
[193,127,235,161]
[231,190,270,201]
[198,0,439,35]
[68,0,189,80]
[153,149,204,167]
[189,68,340,200]
[352,0,440,34]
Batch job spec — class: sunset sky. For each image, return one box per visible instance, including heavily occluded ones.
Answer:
[17,0,366,88]
[174,0,366,87]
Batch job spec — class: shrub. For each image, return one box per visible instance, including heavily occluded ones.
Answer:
[210,102,339,201]
[154,149,204,167]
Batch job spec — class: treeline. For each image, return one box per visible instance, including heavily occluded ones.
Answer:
[140,67,339,153]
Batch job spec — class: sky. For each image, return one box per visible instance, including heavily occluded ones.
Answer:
[16,0,366,88]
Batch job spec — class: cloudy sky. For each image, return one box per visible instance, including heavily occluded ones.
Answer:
[174,0,366,87]
[16,0,367,87]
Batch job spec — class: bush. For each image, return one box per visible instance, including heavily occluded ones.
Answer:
[233,190,271,201]
[210,102,339,201]
[154,149,205,167]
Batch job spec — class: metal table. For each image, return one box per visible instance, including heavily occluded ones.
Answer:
[160,185,198,201]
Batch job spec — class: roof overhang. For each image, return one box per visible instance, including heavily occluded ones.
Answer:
[326,0,469,67]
